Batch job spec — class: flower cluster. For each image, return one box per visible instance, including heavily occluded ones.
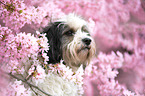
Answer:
[84,52,136,96]
[0,25,14,65]
[3,32,39,74]
[0,0,64,32]
[0,0,30,32]
[3,80,32,96]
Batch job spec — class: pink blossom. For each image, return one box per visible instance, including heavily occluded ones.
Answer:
[5,80,32,96]
[29,65,46,85]
[84,52,136,96]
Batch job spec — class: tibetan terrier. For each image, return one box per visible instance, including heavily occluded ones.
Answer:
[43,13,96,71]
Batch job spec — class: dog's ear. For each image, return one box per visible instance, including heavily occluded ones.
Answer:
[43,22,64,64]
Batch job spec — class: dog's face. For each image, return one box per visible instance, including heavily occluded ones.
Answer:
[43,14,96,71]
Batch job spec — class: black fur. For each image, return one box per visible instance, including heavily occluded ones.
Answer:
[43,22,65,64]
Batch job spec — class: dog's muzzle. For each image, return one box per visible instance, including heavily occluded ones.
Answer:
[82,38,92,46]
[77,38,92,53]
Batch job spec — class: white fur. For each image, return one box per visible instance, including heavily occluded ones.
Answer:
[61,13,96,72]
[59,13,87,30]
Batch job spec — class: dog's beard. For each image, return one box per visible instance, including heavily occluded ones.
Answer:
[62,35,96,71]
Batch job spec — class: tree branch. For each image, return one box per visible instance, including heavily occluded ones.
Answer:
[8,72,51,96]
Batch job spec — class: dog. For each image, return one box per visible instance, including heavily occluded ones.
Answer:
[43,13,96,72]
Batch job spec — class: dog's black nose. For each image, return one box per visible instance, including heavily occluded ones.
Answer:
[82,38,91,45]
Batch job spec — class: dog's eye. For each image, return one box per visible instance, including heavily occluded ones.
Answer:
[87,33,91,36]
[81,25,89,33]
[65,30,74,36]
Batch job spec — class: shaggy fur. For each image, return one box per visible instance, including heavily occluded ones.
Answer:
[43,13,96,71]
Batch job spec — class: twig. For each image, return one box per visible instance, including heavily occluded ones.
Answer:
[30,86,38,96]
[0,1,6,6]
[8,72,51,96]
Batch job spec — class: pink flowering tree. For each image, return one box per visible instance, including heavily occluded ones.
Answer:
[0,0,145,96]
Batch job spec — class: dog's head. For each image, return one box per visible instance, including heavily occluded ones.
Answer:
[43,13,96,71]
